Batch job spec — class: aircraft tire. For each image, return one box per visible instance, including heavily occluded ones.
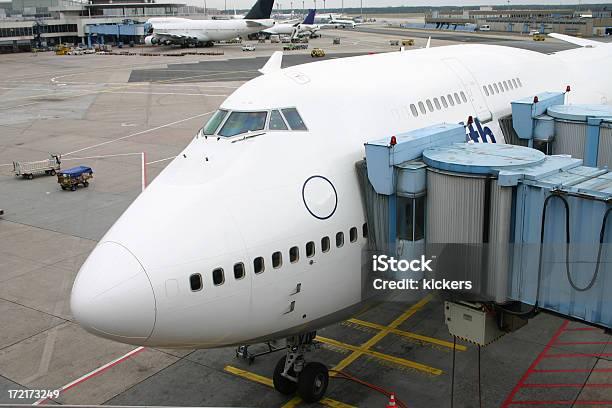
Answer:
[273,356,298,395]
[297,362,328,403]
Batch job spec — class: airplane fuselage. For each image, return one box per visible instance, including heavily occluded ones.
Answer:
[147,17,274,43]
[71,42,612,349]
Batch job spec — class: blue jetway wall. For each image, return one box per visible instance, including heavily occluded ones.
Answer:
[363,114,612,328]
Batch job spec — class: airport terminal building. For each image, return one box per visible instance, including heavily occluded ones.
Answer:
[0,0,210,52]
[424,7,612,36]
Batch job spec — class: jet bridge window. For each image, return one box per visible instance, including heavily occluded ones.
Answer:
[212,268,225,286]
[218,111,268,137]
[433,98,441,110]
[453,93,461,105]
[460,91,467,103]
[202,109,228,135]
[269,110,288,130]
[488,85,494,95]
[418,101,426,114]
[426,99,434,112]
[189,273,203,291]
[483,86,489,96]
[397,196,425,241]
[503,81,509,91]
[281,108,307,130]
[441,96,448,108]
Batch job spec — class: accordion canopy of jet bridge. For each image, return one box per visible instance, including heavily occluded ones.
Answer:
[363,123,612,329]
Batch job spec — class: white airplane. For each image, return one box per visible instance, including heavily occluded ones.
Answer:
[316,13,356,28]
[144,0,275,47]
[71,34,612,402]
[263,9,319,38]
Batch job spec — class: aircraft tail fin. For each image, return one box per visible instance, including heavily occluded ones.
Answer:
[548,33,606,48]
[259,51,283,74]
[303,9,316,25]
[244,0,275,19]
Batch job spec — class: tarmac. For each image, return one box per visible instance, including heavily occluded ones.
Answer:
[0,25,611,408]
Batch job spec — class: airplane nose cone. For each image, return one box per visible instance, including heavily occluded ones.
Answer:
[71,242,156,343]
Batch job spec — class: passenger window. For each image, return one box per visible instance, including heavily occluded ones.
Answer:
[189,273,203,291]
[447,94,455,106]
[418,101,426,114]
[254,257,265,274]
[454,93,461,104]
[503,81,509,91]
[272,251,282,269]
[363,223,368,238]
[336,232,344,248]
[212,268,224,286]
[202,109,228,135]
[512,78,518,88]
[269,110,288,130]
[234,263,245,280]
[493,83,499,93]
[306,241,315,257]
[508,80,514,90]
[218,111,267,137]
[321,236,330,253]
[290,246,299,263]
[460,91,467,103]
[426,99,434,112]
[410,104,418,117]
[281,108,307,130]
[350,227,358,242]
[433,98,441,110]
[441,96,448,108]
[517,78,522,87]
[498,82,504,92]
[488,84,494,95]
[483,85,489,96]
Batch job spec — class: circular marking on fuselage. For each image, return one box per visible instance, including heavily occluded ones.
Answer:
[302,175,338,220]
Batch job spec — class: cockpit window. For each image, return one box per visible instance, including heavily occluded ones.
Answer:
[281,108,307,131]
[218,111,267,137]
[269,110,288,130]
[203,109,228,135]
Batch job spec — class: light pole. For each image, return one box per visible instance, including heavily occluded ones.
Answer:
[204,0,207,15]
[360,0,363,18]
[302,0,304,11]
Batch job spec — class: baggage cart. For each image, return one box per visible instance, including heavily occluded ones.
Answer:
[57,166,93,191]
[13,154,61,179]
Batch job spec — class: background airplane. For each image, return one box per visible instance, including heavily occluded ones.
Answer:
[71,34,612,403]
[144,0,275,47]
[262,9,319,38]
[316,13,356,28]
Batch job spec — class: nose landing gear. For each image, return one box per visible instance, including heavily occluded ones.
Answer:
[272,331,329,403]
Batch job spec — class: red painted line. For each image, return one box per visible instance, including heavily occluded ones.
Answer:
[501,320,569,408]
[564,328,600,332]
[543,353,612,359]
[555,342,612,346]
[522,383,612,388]
[533,369,612,373]
[33,347,146,405]
[508,401,612,405]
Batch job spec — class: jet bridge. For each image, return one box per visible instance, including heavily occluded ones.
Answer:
[359,107,612,344]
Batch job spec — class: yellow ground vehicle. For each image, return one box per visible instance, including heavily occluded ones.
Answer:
[533,34,546,41]
[55,44,70,55]
[311,48,325,57]
[401,39,414,46]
